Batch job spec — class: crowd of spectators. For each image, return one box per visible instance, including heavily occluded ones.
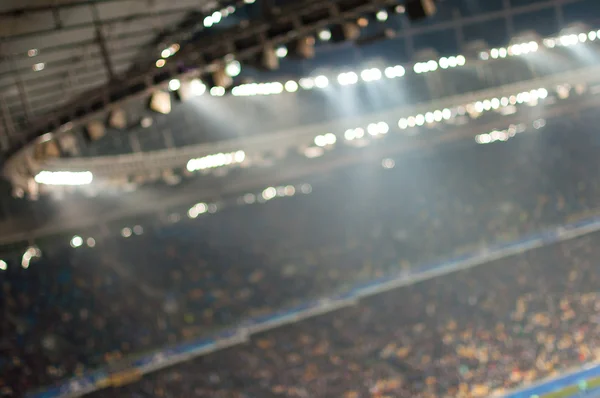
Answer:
[2,113,600,396]
[91,231,600,397]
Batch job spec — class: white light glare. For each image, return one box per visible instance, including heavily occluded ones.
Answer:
[188,203,208,219]
[360,68,382,82]
[384,65,405,78]
[318,29,332,41]
[232,82,283,96]
[382,158,395,169]
[367,122,389,136]
[376,10,388,21]
[285,80,299,92]
[22,246,41,269]
[262,187,277,200]
[414,61,437,73]
[168,79,181,91]
[122,228,132,238]
[225,60,241,77]
[189,79,206,96]
[70,235,83,248]
[276,46,288,58]
[34,171,93,186]
[0,260,6,271]
[314,75,329,88]
[344,127,365,141]
[187,150,246,172]
[299,77,315,90]
[589,31,597,41]
[338,72,358,85]
[314,133,336,147]
[210,86,225,96]
[33,63,45,71]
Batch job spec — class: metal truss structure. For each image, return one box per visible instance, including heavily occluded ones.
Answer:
[0,0,584,156]
[1,67,599,245]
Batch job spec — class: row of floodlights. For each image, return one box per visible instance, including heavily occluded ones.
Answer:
[0,246,42,271]
[310,87,549,149]
[31,87,551,188]
[186,150,246,172]
[480,29,600,60]
[164,27,598,99]
[474,119,546,144]
[34,171,93,186]
[544,30,600,48]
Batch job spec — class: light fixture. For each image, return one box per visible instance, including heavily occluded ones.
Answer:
[376,10,388,21]
[34,171,93,186]
[225,60,242,77]
[338,72,358,85]
[28,49,38,57]
[0,260,6,271]
[32,63,45,71]
[275,46,288,58]
[121,228,132,238]
[210,86,226,96]
[318,29,332,41]
[314,75,329,88]
[285,80,299,92]
[168,79,181,91]
[189,79,206,96]
[382,158,395,169]
[70,235,83,248]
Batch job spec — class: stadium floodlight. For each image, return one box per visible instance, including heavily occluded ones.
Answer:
[275,46,288,58]
[314,75,329,88]
[376,10,388,21]
[262,187,277,200]
[21,246,41,269]
[318,29,331,41]
[34,171,93,186]
[284,80,299,92]
[168,79,181,91]
[210,86,226,96]
[225,60,241,77]
[384,65,405,78]
[187,150,245,172]
[70,235,83,248]
[338,72,358,85]
[360,68,382,82]
[299,77,315,90]
[382,158,395,169]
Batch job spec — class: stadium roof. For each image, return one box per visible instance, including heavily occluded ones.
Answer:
[0,0,221,149]
[1,0,597,156]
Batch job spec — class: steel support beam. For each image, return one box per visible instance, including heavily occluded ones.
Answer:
[91,4,115,80]
[2,0,589,158]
